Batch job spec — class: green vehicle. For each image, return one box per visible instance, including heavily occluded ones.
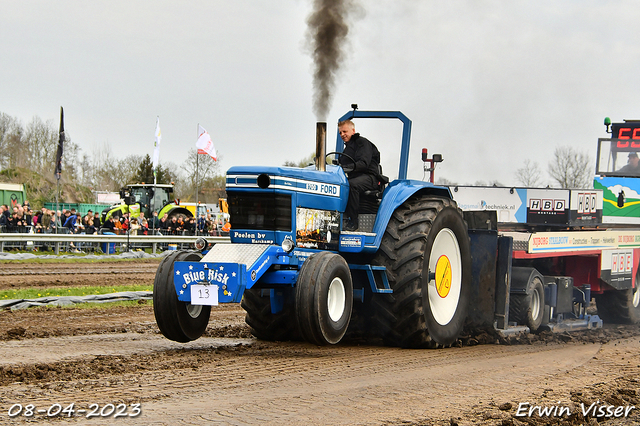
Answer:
[0,183,25,209]
[101,183,194,224]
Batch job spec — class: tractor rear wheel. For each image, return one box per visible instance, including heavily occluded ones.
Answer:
[371,196,471,348]
[596,286,640,324]
[295,252,353,345]
[153,251,211,342]
[241,288,300,341]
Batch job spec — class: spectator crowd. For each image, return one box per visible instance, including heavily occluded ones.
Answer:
[0,202,230,237]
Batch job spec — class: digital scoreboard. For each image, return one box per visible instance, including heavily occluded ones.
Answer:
[611,121,640,150]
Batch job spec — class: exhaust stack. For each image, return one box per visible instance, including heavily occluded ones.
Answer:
[315,122,327,171]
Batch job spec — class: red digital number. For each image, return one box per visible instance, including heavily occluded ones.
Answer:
[619,128,632,139]
[616,127,640,148]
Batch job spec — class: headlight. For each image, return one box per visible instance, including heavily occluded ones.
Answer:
[194,237,208,251]
[281,239,295,253]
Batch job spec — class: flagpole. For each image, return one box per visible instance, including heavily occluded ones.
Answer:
[195,123,200,236]
[54,106,65,236]
[55,180,59,235]
[152,116,159,233]
[153,118,156,221]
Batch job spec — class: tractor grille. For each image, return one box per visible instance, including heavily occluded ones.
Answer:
[228,193,292,232]
[201,243,271,265]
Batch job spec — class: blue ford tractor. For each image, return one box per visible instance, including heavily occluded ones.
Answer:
[153,107,472,348]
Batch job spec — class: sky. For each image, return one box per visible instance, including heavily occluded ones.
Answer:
[2,1,640,187]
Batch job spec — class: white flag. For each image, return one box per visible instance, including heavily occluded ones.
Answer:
[152,117,161,170]
[196,125,217,161]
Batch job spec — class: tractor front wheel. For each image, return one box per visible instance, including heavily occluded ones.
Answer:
[153,251,211,342]
[295,252,353,345]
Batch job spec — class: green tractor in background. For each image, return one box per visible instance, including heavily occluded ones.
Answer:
[101,183,194,224]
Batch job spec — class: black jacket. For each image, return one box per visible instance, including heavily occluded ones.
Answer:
[339,133,380,178]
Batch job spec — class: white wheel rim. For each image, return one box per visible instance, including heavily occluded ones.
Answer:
[633,287,640,309]
[427,228,462,326]
[531,284,541,320]
[327,277,346,322]
[186,303,202,318]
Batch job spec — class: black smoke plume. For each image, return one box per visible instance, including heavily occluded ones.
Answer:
[306,0,359,120]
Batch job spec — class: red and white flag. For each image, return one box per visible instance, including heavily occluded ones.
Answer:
[196,125,217,161]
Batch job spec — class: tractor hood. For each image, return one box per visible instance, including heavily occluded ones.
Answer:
[226,164,349,211]
[225,165,349,246]
[226,164,348,187]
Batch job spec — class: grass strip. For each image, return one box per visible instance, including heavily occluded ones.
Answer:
[0,256,162,264]
[0,284,153,300]
[25,299,154,310]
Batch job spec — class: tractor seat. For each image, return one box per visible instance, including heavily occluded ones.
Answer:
[359,165,389,214]
[363,165,389,199]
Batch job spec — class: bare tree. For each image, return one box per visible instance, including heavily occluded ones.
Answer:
[88,143,128,191]
[23,116,56,172]
[115,155,145,188]
[0,113,22,170]
[79,153,92,187]
[60,134,80,181]
[87,147,148,191]
[180,149,222,201]
[199,174,227,204]
[515,159,543,187]
[548,146,592,189]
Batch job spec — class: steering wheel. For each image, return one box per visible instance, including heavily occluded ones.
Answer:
[326,151,356,171]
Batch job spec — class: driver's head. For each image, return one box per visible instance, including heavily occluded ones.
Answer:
[338,120,356,143]
[629,152,639,166]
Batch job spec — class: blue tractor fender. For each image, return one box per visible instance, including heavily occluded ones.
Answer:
[370,179,452,250]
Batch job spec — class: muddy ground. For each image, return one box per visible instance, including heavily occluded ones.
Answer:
[0,259,639,425]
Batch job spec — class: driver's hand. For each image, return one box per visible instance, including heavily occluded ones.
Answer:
[341,164,355,173]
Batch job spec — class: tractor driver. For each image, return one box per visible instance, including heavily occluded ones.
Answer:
[338,119,381,232]
[617,152,640,175]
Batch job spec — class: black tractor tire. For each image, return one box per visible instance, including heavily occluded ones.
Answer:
[509,267,545,332]
[153,250,211,342]
[343,286,376,342]
[110,209,122,222]
[295,251,353,345]
[241,287,300,341]
[596,286,640,324]
[370,195,472,348]
[100,207,112,224]
[168,211,191,221]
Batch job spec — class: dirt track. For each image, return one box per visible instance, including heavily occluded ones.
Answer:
[0,260,639,425]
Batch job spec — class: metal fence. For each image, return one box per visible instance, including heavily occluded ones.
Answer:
[0,227,231,254]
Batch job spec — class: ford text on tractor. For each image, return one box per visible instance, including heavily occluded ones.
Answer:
[152,108,639,348]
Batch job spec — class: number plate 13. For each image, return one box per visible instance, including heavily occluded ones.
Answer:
[190,284,219,305]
